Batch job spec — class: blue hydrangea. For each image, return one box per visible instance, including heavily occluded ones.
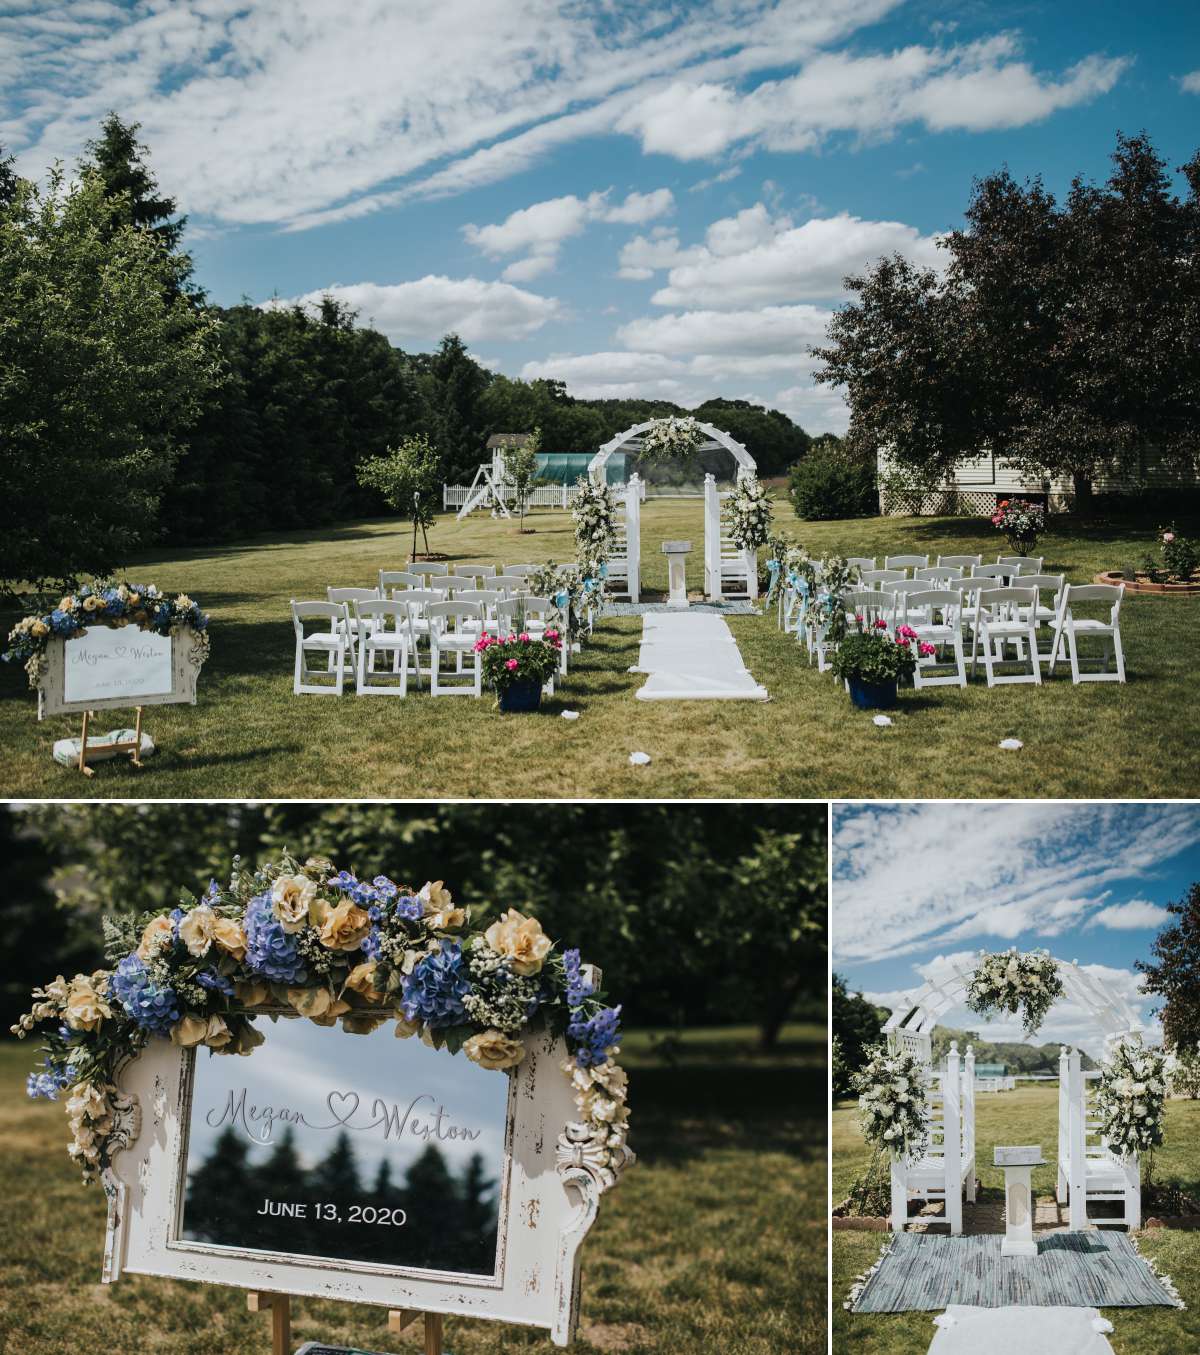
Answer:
[111,954,181,1035]
[401,943,471,1028]
[361,927,382,960]
[243,891,307,984]
[49,609,79,636]
[196,969,234,996]
[26,1058,71,1100]
[563,949,593,1007]
[568,1004,622,1068]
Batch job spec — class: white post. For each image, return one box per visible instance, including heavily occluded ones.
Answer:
[945,1042,962,1235]
[1068,1047,1087,1230]
[704,474,720,602]
[1124,1151,1141,1230]
[1057,1047,1070,1204]
[963,1045,976,1204]
[625,474,641,605]
[890,1157,909,1233]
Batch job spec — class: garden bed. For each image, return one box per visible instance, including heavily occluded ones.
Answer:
[831,1198,890,1231]
[1096,570,1200,595]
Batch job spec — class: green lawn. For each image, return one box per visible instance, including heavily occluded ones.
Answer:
[1,499,1196,798]
[833,1084,1200,1354]
[0,1025,824,1355]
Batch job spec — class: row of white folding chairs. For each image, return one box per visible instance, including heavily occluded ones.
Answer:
[806,581,1125,688]
[845,553,1045,575]
[380,562,543,583]
[291,594,561,698]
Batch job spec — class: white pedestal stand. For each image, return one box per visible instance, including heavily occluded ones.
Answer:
[995,1146,1045,1258]
[662,540,692,609]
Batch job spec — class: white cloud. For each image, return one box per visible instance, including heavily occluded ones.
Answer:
[689,165,744,192]
[263,276,561,345]
[619,303,832,356]
[1179,70,1200,94]
[832,803,1200,967]
[1088,899,1169,931]
[774,381,850,434]
[616,36,1129,160]
[464,188,674,280]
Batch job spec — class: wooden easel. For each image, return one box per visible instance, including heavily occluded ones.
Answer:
[247,1292,445,1355]
[75,705,145,776]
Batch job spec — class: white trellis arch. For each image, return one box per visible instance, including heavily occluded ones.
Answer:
[880,955,1143,1236]
[588,423,758,604]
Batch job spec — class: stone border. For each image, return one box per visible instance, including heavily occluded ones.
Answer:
[1095,570,1200,595]
[1144,1215,1200,1230]
[832,1214,890,1231]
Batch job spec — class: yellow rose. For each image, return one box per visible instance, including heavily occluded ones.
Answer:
[203,1015,233,1049]
[64,974,113,1031]
[308,998,353,1027]
[178,905,217,958]
[271,874,317,933]
[82,595,102,611]
[317,899,371,952]
[484,908,552,976]
[228,1022,266,1056]
[342,1013,387,1035]
[420,881,466,930]
[137,915,175,960]
[287,987,340,1019]
[31,619,48,637]
[394,1013,422,1040]
[58,596,76,611]
[212,916,247,961]
[464,1029,526,1071]
[170,1014,209,1047]
[344,962,384,1004]
[233,979,271,1007]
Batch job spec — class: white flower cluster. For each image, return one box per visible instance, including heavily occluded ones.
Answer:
[463,940,544,1034]
[571,477,615,561]
[560,1053,630,1171]
[851,1045,929,1162]
[966,948,1064,1037]
[66,1081,118,1183]
[1095,1039,1168,1158]
[724,475,773,551]
[639,416,703,463]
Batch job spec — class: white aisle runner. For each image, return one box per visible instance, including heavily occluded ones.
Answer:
[630,612,769,701]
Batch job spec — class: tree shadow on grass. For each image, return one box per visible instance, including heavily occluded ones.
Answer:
[628,1062,826,1166]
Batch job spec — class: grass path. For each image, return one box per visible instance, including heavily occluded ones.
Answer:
[1,499,1196,798]
[0,1027,824,1355]
[832,1084,1200,1354]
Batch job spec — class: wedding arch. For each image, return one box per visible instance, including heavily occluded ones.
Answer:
[879,952,1146,1236]
[588,421,758,604]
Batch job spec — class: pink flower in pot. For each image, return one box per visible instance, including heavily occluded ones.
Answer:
[505,658,519,671]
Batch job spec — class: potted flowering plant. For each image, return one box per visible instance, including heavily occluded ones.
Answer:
[991,497,1045,553]
[828,620,929,709]
[475,630,562,712]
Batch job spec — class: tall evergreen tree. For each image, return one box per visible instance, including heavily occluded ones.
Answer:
[80,113,187,254]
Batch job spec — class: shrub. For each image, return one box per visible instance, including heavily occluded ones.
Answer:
[788,445,877,520]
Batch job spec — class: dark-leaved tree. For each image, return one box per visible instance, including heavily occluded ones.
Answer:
[1137,880,1200,1051]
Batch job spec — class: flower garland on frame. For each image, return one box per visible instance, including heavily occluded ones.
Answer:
[851,1044,929,1162]
[1095,1038,1168,1161]
[638,416,703,463]
[571,476,615,564]
[965,948,1064,1037]
[723,475,773,552]
[3,581,210,689]
[14,855,629,1187]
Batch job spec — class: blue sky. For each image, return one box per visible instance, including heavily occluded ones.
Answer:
[3,1,1198,432]
[832,803,1200,1056]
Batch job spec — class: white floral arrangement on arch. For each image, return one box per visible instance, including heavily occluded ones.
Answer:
[724,475,773,552]
[571,476,615,562]
[638,415,703,463]
[965,948,1064,1037]
[851,1044,929,1162]
[1095,1038,1168,1159]
[15,854,631,1191]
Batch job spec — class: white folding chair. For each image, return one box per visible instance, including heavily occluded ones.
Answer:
[427,601,484,696]
[997,555,1045,576]
[398,590,440,687]
[455,589,504,635]
[915,565,963,585]
[353,599,410,697]
[426,576,463,599]
[972,586,1042,686]
[409,562,449,580]
[327,587,379,673]
[938,554,981,570]
[842,588,894,632]
[503,564,540,577]
[958,578,1003,670]
[885,578,937,626]
[1049,584,1126,684]
[846,556,877,576]
[492,574,531,596]
[970,563,1012,583]
[291,601,347,696]
[380,569,423,594]
[861,568,905,589]
[1020,574,1066,668]
[453,564,496,583]
[906,589,966,689]
[885,554,929,574]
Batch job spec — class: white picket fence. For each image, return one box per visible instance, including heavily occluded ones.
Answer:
[443,479,647,513]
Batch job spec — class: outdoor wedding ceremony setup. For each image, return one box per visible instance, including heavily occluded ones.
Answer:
[12,857,632,1355]
[843,948,1181,1347]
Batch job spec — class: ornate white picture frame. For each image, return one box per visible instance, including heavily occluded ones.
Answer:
[38,628,206,719]
[101,1014,627,1346]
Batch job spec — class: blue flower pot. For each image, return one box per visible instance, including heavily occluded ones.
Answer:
[498,678,543,713]
[847,676,898,710]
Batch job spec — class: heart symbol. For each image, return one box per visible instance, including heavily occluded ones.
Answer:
[327,1090,360,1125]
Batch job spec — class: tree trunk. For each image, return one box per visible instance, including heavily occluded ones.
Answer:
[759,971,806,1052]
[411,515,419,561]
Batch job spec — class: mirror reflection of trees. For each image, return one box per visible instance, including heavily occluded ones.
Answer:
[183,1126,499,1273]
